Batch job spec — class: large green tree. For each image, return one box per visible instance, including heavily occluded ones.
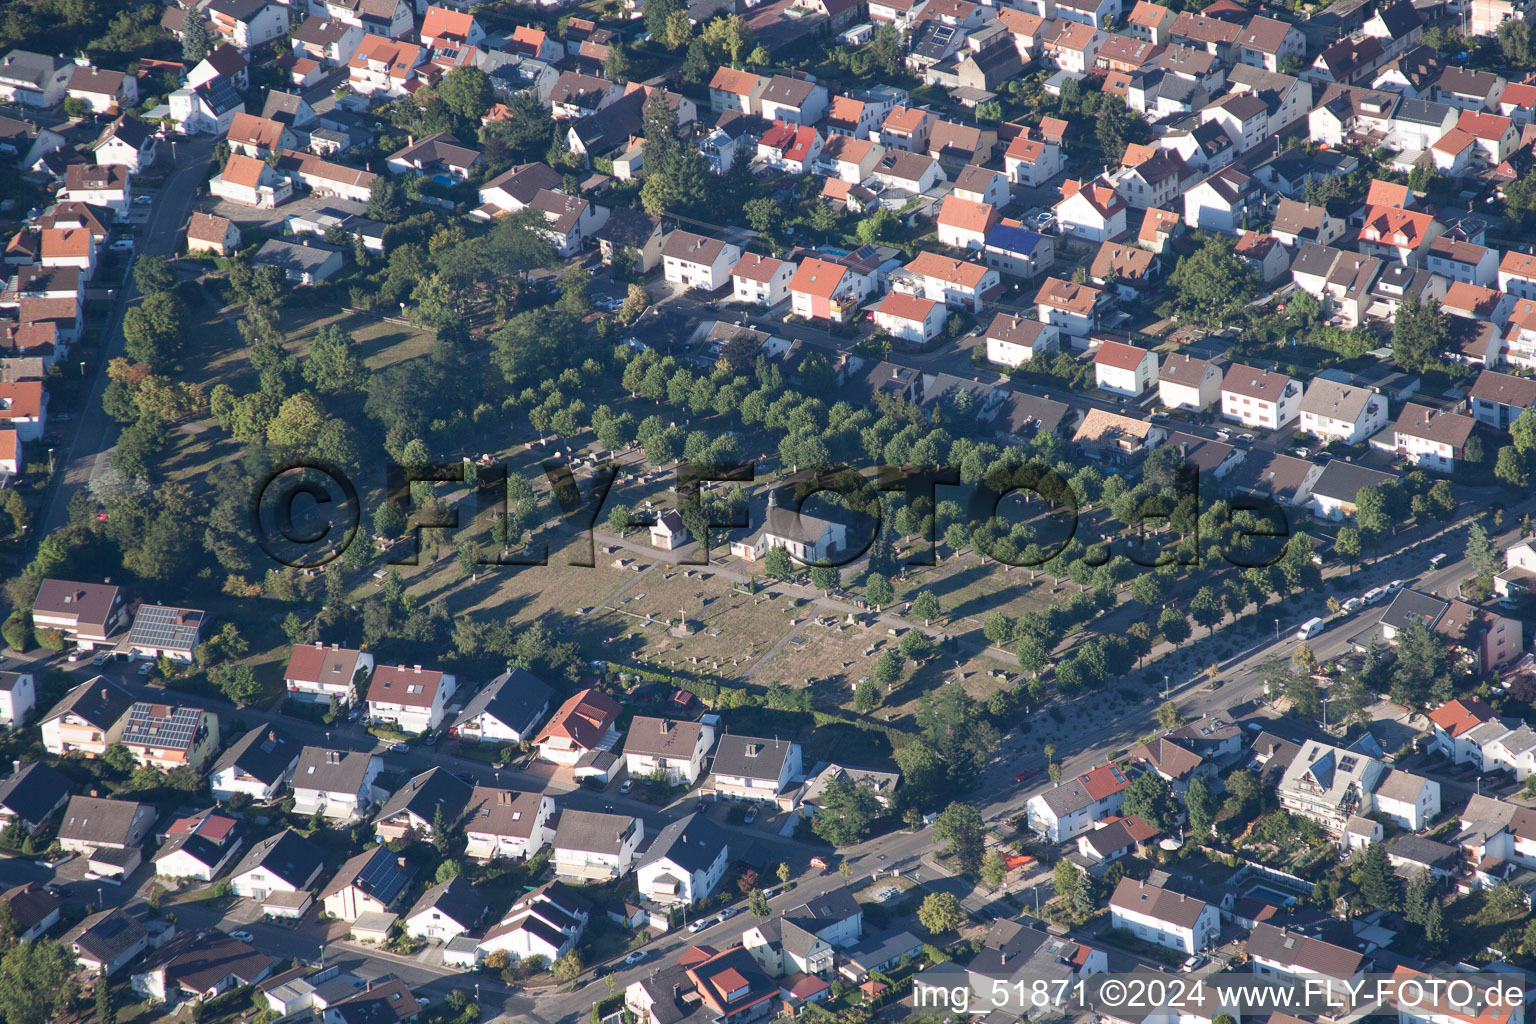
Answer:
[810,776,884,846]
[1391,293,1450,374]
[933,802,986,874]
[1167,237,1255,326]
[122,291,186,371]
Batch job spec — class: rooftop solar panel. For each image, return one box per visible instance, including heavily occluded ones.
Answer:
[356,847,410,904]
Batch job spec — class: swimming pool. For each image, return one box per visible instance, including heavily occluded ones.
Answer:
[1245,883,1299,906]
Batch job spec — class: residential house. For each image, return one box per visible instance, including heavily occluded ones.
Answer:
[283,642,373,706]
[463,787,555,861]
[120,702,219,771]
[892,251,998,312]
[872,291,946,344]
[731,254,795,307]
[532,688,622,766]
[1393,403,1475,472]
[1377,588,1522,674]
[1183,165,1260,235]
[984,311,1059,367]
[1093,341,1158,397]
[623,716,717,785]
[365,664,456,734]
[1278,739,1383,831]
[153,809,243,882]
[373,767,474,843]
[403,875,484,942]
[1003,133,1064,187]
[1034,276,1103,340]
[1158,353,1222,410]
[1298,379,1389,444]
[123,604,204,663]
[662,231,741,292]
[982,220,1054,280]
[0,884,60,942]
[1128,737,1209,793]
[527,189,607,259]
[40,675,134,756]
[39,228,95,280]
[553,810,644,881]
[321,977,421,1024]
[936,196,998,250]
[58,794,155,878]
[1373,768,1441,831]
[477,882,590,964]
[1076,814,1161,867]
[93,117,155,172]
[1236,14,1304,71]
[346,35,424,98]
[185,213,241,256]
[636,812,730,905]
[1089,241,1161,299]
[1271,199,1345,249]
[1073,411,1166,463]
[227,830,323,916]
[1221,364,1301,429]
[1310,460,1398,520]
[386,132,480,180]
[69,910,149,975]
[210,726,299,803]
[1056,178,1128,242]
[31,580,125,651]
[0,380,45,442]
[790,257,864,324]
[452,667,552,745]
[1024,763,1132,841]
[1247,923,1367,993]
[226,113,295,158]
[210,154,291,208]
[290,17,366,66]
[758,75,827,125]
[1108,878,1219,954]
[0,51,72,107]
[321,846,414,921]
[0,760,69,835]
[291,747,383,822]
[756,121,823,174]
[168,77,245,136]
[711,735,802,805]
[708,68,767,115]
[1469,369,1536,430]
[205,0,291,51]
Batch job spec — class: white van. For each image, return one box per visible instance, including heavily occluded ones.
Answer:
[1298,617,1325,640]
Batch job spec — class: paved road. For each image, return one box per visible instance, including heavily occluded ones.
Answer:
[38,135,216,536]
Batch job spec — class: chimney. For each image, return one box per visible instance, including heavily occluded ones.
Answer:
[398,856,408,869]
[267,730,275,743]
[9,761,16,775]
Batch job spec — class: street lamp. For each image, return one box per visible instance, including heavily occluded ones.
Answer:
[47,448,54,474]
[1163,674,1169,699]
[1274,619,1279,641]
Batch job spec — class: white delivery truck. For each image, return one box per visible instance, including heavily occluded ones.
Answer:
[1297,617,1325,640]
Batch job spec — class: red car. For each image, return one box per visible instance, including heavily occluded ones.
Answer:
[1014,768,1038,783]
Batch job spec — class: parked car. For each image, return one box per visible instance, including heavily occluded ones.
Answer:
[688,919,710,933]
[138,662,152,676]
[624,951,648,965]
[133,195,153,205]
[1363,587,1387,606]
[743,808,757,824]
[1341,598,1364,614]
[1014,768,1037,783]
[231,930,254,943]
[66,651,81,663]
[1181,955,1205,972]
[92,653,108,666]
[1385,579,1406,593]
[109,238,134,252]
[718,907,738,921]
[620,780,632,794]
[389,742,409,753]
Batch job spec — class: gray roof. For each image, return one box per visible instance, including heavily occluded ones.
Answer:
[1246,921,1365,978]
[373,767,474,828]
[254,239,343,274]
[1379,587,1448,631]
[638,812,728,874]
[1385,833,1454,867]
[0,761,70,828]
[293,746,376,795]
[1373,768,1432,803]
[554,809,638,855]
[231,829,324,889]
[212,724,299,785]
[57,795,148,847]
[1309,459,1395,502]
[711,734,797,783]
[72,909,147,965]
[453,667,552,737]
[1298,378,1376,421]
[0,51,69,89]
[42,676,135,730]
[319,846,413,904]
[405,875,483,929]
[1109,877,1211,928]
